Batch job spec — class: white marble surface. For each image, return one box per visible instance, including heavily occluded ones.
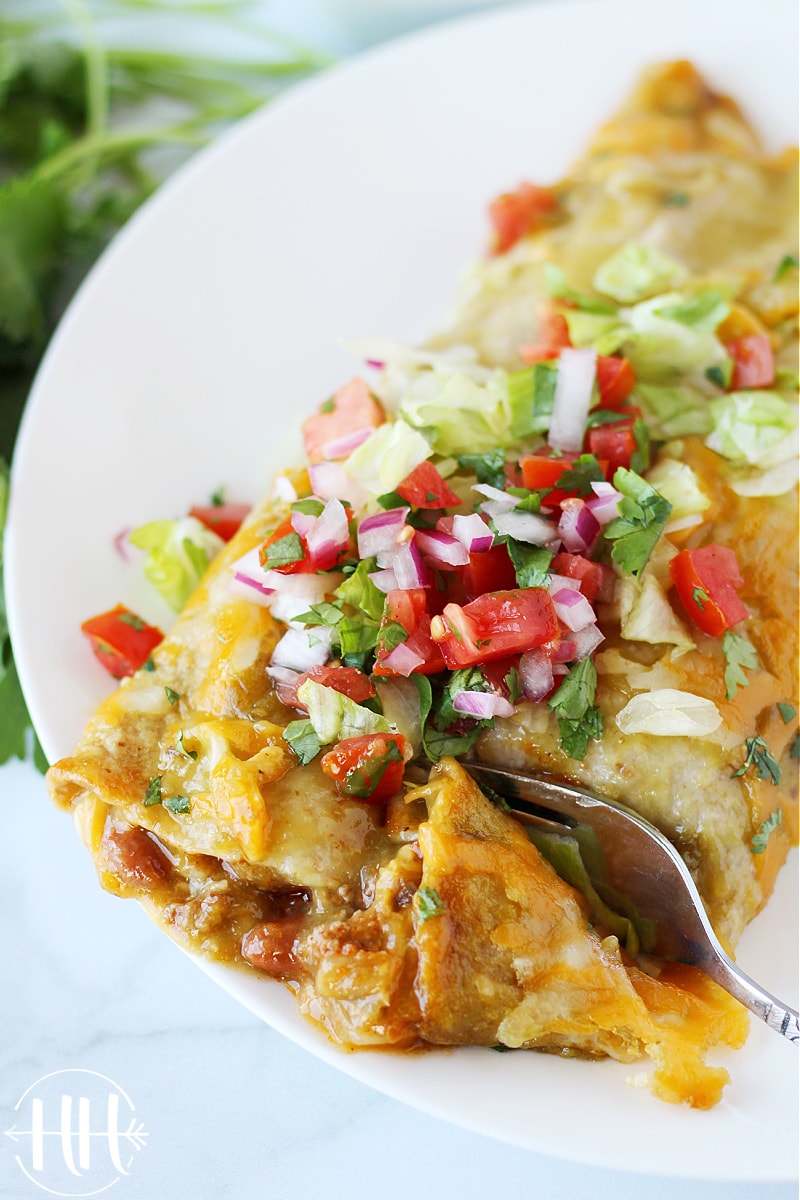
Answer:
[1,757,796,1200]
[1,3,798,1198]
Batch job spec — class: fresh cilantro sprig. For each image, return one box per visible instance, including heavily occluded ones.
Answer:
[751,808,782,854]
[602,467,672,575]
[547,658,603,760]
[722,631,758,701]
[732,736,782,786]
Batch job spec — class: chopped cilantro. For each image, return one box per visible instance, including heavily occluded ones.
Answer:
[456,448,507,490]
[663,191,690,207]
[261,531,305,570]
[291,497,325,517]
[505,487,542,513]
[164,795,191,815]
[118,611,145,631]
[705,360,734,390]
[295,600,345,628]
[751,809,782,854]
[210,486,225,507]
[318,397,335,414]
[777,703,796,724]
[733,736,781,786]
[141,657,156,673]
[335,559,386,621]
[548,658,603,760]
[176,730,197,760]
[164,686,181,706]
[282,719,321,764]
[416,886,446,921]
[603,468,672,575]
[143,776,163,807]
[503,666,523,705]
[630,417,650,474]
[722,632,758,700]
[774,253,799,281]
[692,586,709,610]
[339,739,404,799]
[507,541,553,589]
[792,733,800,760]
[553,453,605,497]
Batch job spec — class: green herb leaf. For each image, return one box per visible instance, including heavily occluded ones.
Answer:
[722,631,758,700]
[261,531,305,569]
[415,886,446,921]
[553,453,605,497]
[164,794,190,815]
[692,586,708,609]
[456,448,507,490]
[603,467,672,575]
[117,610,144,630]
[777,702,796,724]
[751,809,782,854]
[164,686,181,706]
[291,497,325,517]
[338,738,404,799]
[774,253,799,281]
[143,776,163,807]
[282,719,321,765]
[548,658,604,760]
[507,540,552,589]
[732,736,781,785]
[176,730,197,760]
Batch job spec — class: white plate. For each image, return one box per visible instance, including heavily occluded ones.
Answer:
[7,0,798,1181]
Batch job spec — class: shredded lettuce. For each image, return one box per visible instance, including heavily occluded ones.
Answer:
[634,383,715,438]
[645,459,710,520]
[706,391,797,466]
[621,294,728,382]
[129,516,224,611]
[619,571,695,653]
[296,678,390,746]
[615,689,722,736]
[399,369,521,455]
[593,243,688,304]
[652,288,730,332]
[344,418,431,495]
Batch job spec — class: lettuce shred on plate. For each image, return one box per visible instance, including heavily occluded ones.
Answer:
[47,62,798,1110]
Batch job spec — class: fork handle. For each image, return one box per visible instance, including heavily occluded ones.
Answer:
[707,953,799,1043]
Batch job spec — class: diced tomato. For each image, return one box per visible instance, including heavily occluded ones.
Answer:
[480,655,522,697]
[550,552,614,604]
[297,665,375,704]
[372,588,446,676]
[301,376,385,465]
[725,335,775,390]
[669,544,750,637]
[430,588,559,668]
[320,733,408,804]
[489,183,558,254]
[189,502,250,543]
[463,544,518,598]
[587,422,638,475]
[519,452,610,506]
[595,356,636,409]
[518,307,572,364]
[81,604,164,678]
[395,460,462,509]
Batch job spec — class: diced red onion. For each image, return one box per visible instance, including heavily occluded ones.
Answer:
[551,587,596,632]
[452,690,516,719]
[392,537,430,589]
[490,510,557,545]
[571,623,605,661]
[308,461,369,508]
[357,507,409,559]
[414,529,470,568]
[549,348,597,452]
[547,573,580,595]
[266,665,302,708]
[519,648,555,702]
[305,497,350,567]
[260,568,342,597]
[379,640,427,677]
[450,512,494,553]
[113,527,133,561]
[291,510,316,538]
[229,574,274,608]
[552,662,569,676]
[557,498,600,554]
[472,483,517,508]
[586,482,623,526]
[321,426,374,460]
[365,358,385,369]
[271,626,333,671]
[229,547,275,599]
[550,637,579,663]
[369,568,399,593]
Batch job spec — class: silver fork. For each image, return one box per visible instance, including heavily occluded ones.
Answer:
[452,761,799,1043]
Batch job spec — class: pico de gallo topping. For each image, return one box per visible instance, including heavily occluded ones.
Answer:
[84,234,797,808]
